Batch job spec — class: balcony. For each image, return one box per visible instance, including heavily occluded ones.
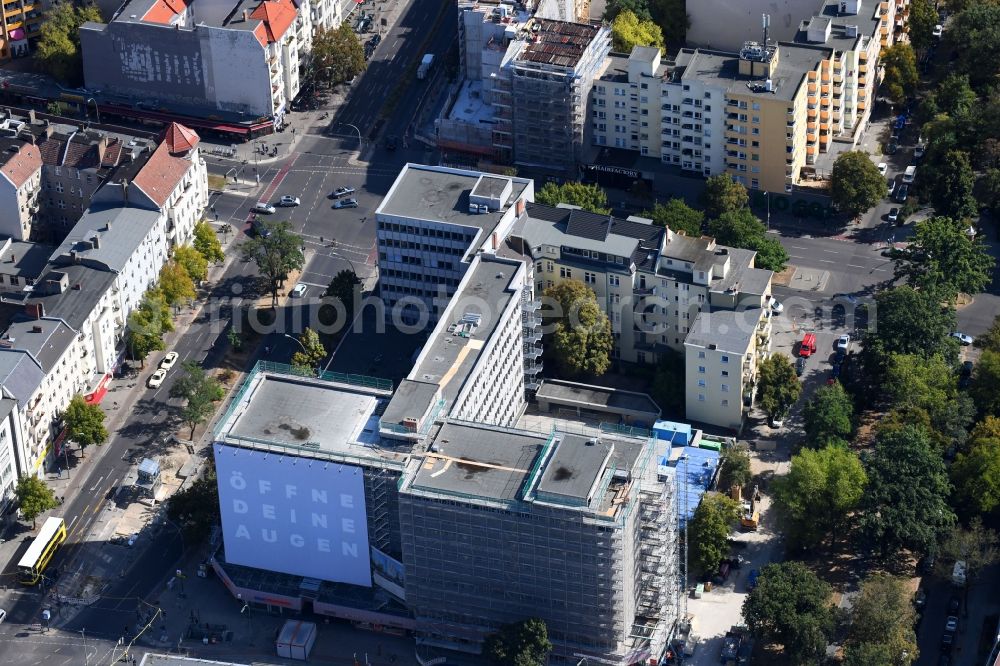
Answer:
[633,285,655,296]
[523,345,542,359]
[524,362,543,375]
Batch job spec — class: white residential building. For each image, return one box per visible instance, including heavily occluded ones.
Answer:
[0,140,42,240]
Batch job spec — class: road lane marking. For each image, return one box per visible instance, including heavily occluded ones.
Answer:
[89,475,104,492]
[69,515,78,528]
[820,259,835,263]
[848,264,866,268]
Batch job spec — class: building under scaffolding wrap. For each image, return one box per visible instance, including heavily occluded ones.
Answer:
[398,420,679,664]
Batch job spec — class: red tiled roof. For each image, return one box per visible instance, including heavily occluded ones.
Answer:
[163,122,199,154]
[102,139,125,167]
[142,0,188,24]
[250,0,296,43]
[0,143,41,188]
[130,141,192,208]
[36,134,102,169]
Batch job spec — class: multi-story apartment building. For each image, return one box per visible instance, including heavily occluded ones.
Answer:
[375,163,534,322]
[0,139,42,240]
[81,0,311,125]
[685,309,771,431]
[0,352,37,507]
[0,238,51,294]
[442,1,609,169]
[0,0,40,62]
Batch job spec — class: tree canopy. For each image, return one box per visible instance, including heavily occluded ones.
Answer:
[702,174,748,218]
[883,353,975,444]
[611,10,664,53]
[651,348,685,414]
[542,281,613,377]
[861,287,957,376]
[774,444,867,550]
[906,0,938,52]
[193,221,225,264]
[742,562,835,664]
[687,493,740,574]
[63,394,108,451]
[126,289,174,365]
[159,261,197,306]
[831,151,886,217]
[843,574,919,666]
[482,618,552,666]
[718,445,753,494]
[604,0,653,21]
[167,461,221,542]
[880,43,919,105]
[756,354,802,420]
[706,208,788,271]
[291,328,327,374]
[309,24,366,87]
[16,476,58,527]
[938,518,999,589]
[893,216,994,299]
[802,382,854,448]
[36,2,102,86]
[928,151,979,220]
[535,182,611,214]
[642,198,704,237]
[170,361,226,439]
[951,417,1000,515]
[174,245,209,284]
[950,1,1000,88]
[858,425,955,559]
[238,221,305,308]
[971,350,1000,417]
[325,269,361,323]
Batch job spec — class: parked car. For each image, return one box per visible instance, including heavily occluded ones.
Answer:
[278,195,300,207]
[932,24,943,37]
[895,184,909,203]
[291,283,308,298]
[768,296,783,314]
[159,351,179,370]
[329,186,356,199]
[888,207,899,223]
[0,609,6,624]
[945,616,958,632]
[886,140,898,155]
[147,369,167,388]
[333,198,359,209]
[747,569,760,591]
[915,143,927,159]
[877,162,888,175]
[948,596,961,614]
[721,633,740,662]
[951,332,974,346]
[252,202,276,214]
[796,356,806,376]
[252,217,271,238]
[385,135,398,151]
[941,631,955,652]
[914,588,927,611]
[887,178,896,196]
[836,334,851,351]
[960,360,974,388]
[770,415,786,428]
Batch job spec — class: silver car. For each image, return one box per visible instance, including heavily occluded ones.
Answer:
[333,198,359,209]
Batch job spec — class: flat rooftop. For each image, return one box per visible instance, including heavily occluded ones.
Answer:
[519,19,600,68]
[406,256,520,407]
[536,379,661,419]
[685,310,758,354]
[216,368,406,467]
[376,163,528,237]
[673,43,829,102]
[536,433,612,505]
[409,421,547,503]
[447,80,497,124]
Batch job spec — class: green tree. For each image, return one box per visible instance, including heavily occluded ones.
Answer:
[880,43,919,105]
[170,361,226,439]
[976,168,1000,216]
[291,328,327,373]
[535,181,611,214]
[604,0,653,21]
[15,475,58,528]
[227,327,243,352]
[36,2,102,85]
[862,286,957,376]
[893,216,993,299]
[843,574,919,666]
[707,208,788,271]
[742,562,835,664]
[858,425,955,560]
[650,348,685,414]
[702,174,748,218]
[482,618,552,666]
[687,493,740,574]
[542,281,613,377]
[928,152,979,220]
[309,24,366,87]
[63,394,108,452]
[756,354,801,421]
[951,417,1000,514]
[971,350,1000,416]
[642,198,704,237]
[167,461,220,542]
[950,1,1000,88]
[907,0,938,52]
[611,10,664,52]
[649,0,688,46]
[193,221,225,264]
[934,74,978,119]
[718,445,753,494]
[238,221,305,308]
[883,353,975,443]
[774,444,867,550]
[939,517,999,590]
[325,269,361,317]
[976,314,1000,352]
[126,289,174,366]
[831,151,886,217]
[802,383,854,448]
[173,245,209,283]
[158,261,197,306]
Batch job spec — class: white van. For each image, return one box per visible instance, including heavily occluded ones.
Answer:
[902,165,917,183]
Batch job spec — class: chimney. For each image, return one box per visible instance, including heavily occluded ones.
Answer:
[31,325,42,333]
[243,9,249,20]
[91,234,100,249]
[120,179,129,201]
[96,134,108,163]
[25,302,44,318]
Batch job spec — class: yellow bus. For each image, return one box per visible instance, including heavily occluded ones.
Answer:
[18,516,67,585]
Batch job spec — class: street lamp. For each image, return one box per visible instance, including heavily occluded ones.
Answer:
[86,98,100,125]
[283,334,323,376]
[80,628,90,666]
[342,123,362,158]
[764,191,771,231]
[237,593,254,644]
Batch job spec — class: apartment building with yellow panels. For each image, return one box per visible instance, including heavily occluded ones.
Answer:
[1,0,41,61]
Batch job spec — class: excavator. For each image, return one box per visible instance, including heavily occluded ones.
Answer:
[730,484,761,531]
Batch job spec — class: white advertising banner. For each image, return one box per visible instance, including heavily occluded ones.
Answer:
[215,444,372,587]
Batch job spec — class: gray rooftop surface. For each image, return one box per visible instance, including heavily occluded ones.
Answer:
[51,205,163,273]
[536,433,612,504]
[379,378,440,428]
[377,164,528,234]
[3,317,74,373]
[0,349,44,402]
[0,240,53,281]
[406,256,520,407]
[27,264,117,330]
[222,374,404,463]
[409,421,547,503]
[684,310,759,354]
[674,43,830,102]
[536,379,661,417]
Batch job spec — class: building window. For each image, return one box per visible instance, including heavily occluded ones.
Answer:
[721,399,729,407]
[698,393,705,401]
[609,275,620,287]
[721,370,729,377]
[721,384,729,392]
[638,351,646,364]
[559,267,572,279]
[721,355,730,363]
[698,379,706,387]
[698,351,705,358]
[698,366,705,373]
[584,272,596,284]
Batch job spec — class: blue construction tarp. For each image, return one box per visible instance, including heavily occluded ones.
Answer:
[652,420,693,447]
[659,446,720,527]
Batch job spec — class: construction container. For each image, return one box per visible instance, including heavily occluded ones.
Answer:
[276,620,317,661]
